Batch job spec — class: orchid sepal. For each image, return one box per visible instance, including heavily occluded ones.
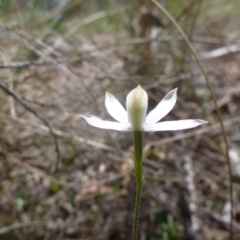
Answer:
[80,86,207,132]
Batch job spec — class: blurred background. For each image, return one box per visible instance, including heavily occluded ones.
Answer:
[0,0,240,239]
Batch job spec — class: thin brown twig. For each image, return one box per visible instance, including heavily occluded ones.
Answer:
[152,1,233,239]
[0,82,61,172]
[0,58,77,68]
[0,221,44,235]
[189,0,203,37]
[164,0,198,29]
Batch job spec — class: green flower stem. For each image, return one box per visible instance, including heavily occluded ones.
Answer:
[132,131,143,240]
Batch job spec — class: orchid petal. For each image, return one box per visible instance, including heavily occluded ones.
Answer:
[126,85,148,131]
[143,119,207,132]
[146,88,178,125]
[80,115,131,131]
[105,92,128,124]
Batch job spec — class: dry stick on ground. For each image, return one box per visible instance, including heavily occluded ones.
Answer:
[0,58,74,68]
[183,153,203,239]
[0,82,61,172]
[188,0,203,38]
[152,1,234,239]
[0,221,44,235]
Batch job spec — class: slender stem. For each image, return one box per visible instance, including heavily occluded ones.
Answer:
[132,131,143,240]
[151,1,233,239]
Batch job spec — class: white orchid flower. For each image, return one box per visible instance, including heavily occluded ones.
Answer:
[80,86,207,132]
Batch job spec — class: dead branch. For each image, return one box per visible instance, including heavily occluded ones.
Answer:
[0,82,61,172]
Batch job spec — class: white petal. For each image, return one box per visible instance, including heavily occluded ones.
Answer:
[80,115,131,131]
[126,85,148,131]
[143,119,207,132]
[146,88,178,125]
[105,92,128,124]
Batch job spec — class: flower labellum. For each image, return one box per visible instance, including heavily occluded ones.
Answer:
[80,86,207,132]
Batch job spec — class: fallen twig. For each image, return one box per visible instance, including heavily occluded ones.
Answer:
[0,82,61,172]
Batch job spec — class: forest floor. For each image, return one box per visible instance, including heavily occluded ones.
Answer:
[0,1,240,239]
